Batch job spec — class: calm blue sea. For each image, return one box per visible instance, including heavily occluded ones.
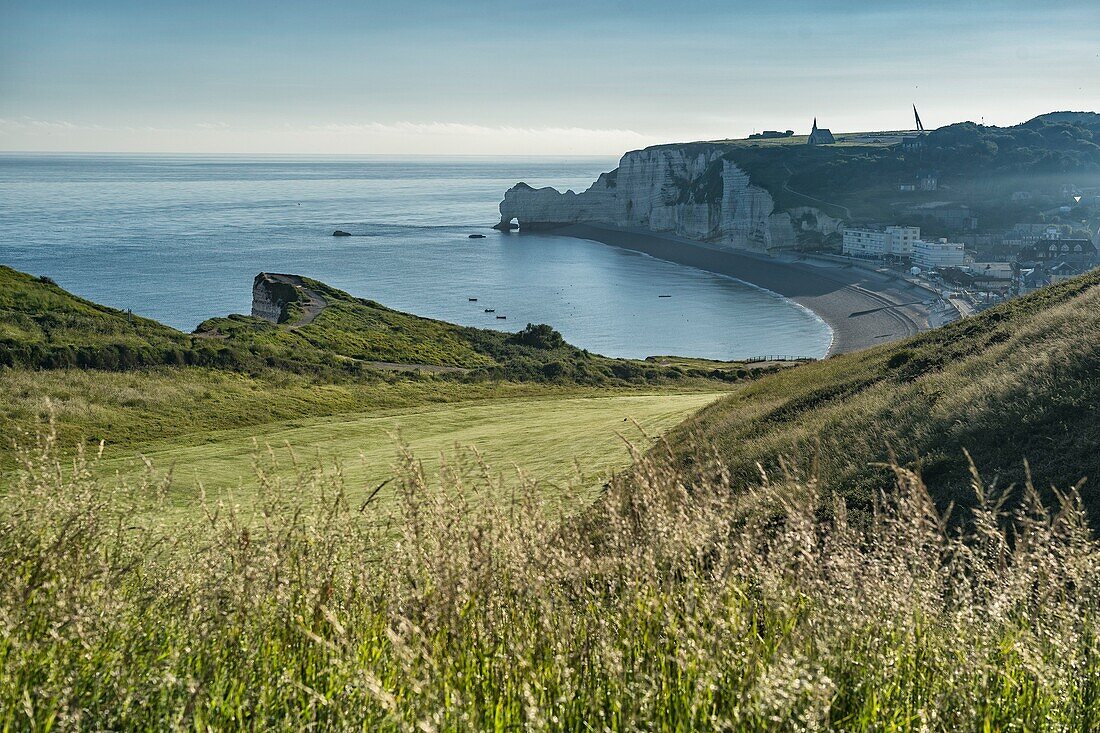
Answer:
[0,154,831,360]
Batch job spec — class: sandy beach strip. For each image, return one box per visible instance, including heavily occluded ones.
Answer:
[554,224,937,356]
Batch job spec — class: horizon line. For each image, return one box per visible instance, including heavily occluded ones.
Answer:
[0,150,626,158]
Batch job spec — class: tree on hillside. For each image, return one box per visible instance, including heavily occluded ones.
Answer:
[509,323,566,350]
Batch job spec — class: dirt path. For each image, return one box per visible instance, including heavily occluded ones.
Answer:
[781,164,852,219]
[263,274,328,328]
[364,361,470,374]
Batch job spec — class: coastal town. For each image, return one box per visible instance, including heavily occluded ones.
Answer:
[838,206,1098,313]
[806,112,1100,314]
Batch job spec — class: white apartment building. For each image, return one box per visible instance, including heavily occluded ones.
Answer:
[842,228,887,258]
[842,226,920,259]
[885,225,920,256]
[913,238,966,269]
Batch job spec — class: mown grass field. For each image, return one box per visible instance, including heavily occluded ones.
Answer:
[0,368,578,468]
[96,391,722,518]
[0,265,734,524]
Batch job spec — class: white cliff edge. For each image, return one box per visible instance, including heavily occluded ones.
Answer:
[496,146,841,253]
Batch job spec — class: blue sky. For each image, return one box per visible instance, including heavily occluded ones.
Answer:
[1,0,1097,154]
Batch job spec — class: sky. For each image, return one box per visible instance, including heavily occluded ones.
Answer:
[1,0,1098,155]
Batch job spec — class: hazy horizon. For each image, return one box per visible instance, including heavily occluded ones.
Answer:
[2,0,1098,155]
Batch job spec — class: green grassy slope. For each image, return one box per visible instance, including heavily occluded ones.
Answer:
[673,270,1100,518]
[0,265,353,373]
[195,276,496,369]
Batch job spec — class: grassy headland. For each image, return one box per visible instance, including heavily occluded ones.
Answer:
[673,269,1100,520]
[652,111,1100,233]
[0,265,745,385]
[0,267,197,369]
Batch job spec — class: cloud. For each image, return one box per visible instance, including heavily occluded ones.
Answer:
[0,118,658,155]
[0,117,94,131]
[295,121,659,154]
[308,120,651,139]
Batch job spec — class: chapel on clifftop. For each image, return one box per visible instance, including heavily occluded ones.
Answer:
[807,118,835,146]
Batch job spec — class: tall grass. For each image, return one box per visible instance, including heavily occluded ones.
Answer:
[3,423,1100,730]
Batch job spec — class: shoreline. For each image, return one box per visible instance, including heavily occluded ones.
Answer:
[550,224,939,356]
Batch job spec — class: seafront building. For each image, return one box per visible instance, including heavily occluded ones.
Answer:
[913,238,966,269]
[965,262,1014,294]
[842,229,886,258]
[842,226,920,259]
[886,226,920,256]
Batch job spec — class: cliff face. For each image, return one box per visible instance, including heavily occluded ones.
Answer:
[497,146,840,252]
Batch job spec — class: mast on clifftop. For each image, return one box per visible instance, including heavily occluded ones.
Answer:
[913,105,925,132]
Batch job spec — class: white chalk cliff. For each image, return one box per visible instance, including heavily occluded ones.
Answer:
[497,146,841,252]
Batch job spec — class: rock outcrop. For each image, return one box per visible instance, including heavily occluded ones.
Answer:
[252,273,329,327]
[251,273,301,324]
[497,145,840,252]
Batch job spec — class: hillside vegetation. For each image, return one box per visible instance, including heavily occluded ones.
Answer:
[194,276,495,370]
[0,266,357,374]
[674,269,1100,520]
[200,276,761,384]
[0,267,198,369]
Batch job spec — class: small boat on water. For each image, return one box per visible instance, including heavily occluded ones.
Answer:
[469,297,478,302]
[496,315,507,319]
[658,294,671,298]
[484,308,495,313]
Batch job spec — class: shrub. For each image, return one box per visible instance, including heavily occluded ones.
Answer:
[886,348,914,368]
[541,360,569,379]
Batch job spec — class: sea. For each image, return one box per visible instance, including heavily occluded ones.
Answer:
[0,154,832,360]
